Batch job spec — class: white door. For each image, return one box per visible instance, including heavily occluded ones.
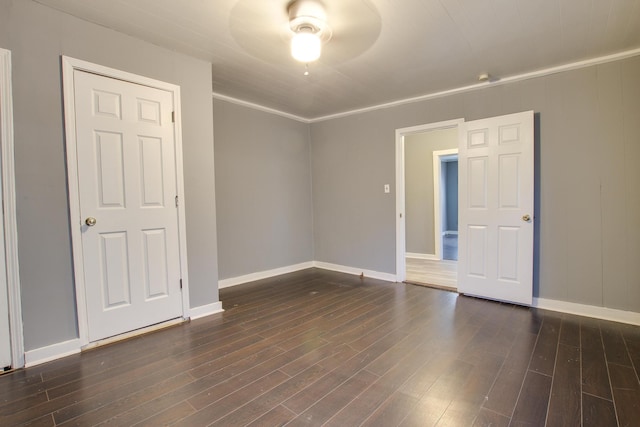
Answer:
[74,70,183,342]
[458,111,534,305]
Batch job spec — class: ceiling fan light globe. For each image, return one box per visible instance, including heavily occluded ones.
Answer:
[291,32,321,62]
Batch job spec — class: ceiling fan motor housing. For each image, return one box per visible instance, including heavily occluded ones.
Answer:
[288,0,331,42]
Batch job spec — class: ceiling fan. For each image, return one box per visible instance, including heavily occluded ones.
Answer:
[228,0,382,69]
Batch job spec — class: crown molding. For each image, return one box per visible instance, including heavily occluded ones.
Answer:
[212,92,310,123]
[213,47,640,124]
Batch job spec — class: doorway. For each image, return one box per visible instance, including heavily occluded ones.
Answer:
[395,119,463,289]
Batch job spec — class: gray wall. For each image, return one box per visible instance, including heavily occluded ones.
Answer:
[445,161,458,231]
[404,129,457,255]
[0,1,219,351]
[213,100,314,280]
[311,56,640,313]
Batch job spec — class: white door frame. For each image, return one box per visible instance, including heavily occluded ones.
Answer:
[0,48,24,368]
[62,56,191,347]
[395,118,463,282]
[432,149,458,260]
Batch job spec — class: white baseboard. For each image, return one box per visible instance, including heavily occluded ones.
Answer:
[217,260,396,290]
[190,301,224,320]
[406,252,439,260]
[533,297,640,326]
[218,261,314,289]
[443,231,458,236]
[312,261,396,282]
[25,338,81,367]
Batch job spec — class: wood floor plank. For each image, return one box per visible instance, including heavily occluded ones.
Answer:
[607,363,640,391]
[560,317,581,348]
[471,408,510,427]
[208,343,356,426]
[361,351,452,426]
[186,337,327,411]
[546,343,581,426]
[186,336,283,379]
[55,372,194,426]
[0,390,48,416]
[610,388,640,427]
[281,329,407,414]
[529,315,561,376]
[245,404,296,427]
[620,324,640,371]
[582,393,617,427]
[97,346,284,427]
[175,370,290,426]
[399,359,475,426]
[509,371,553,426]
[581,322,613,400]
[0,369,44,403]
[501,331,539,372]
[601,322,633,367]
[209,364,329,426]
[360,391,420,427]
[436,352,504,426]
[286,369,379,426]
[405,257,458,288]
[324,340,436,427]
[398,395,450,426]
[20,413,56,426]
[482,367,527,418]
[133,401,196,427]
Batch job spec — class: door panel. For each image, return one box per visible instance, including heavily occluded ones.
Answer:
[100,232,130,308]
[96,131,125,207]
[74,70,182,341]
[458,111,534,305]
[142,229,169,299]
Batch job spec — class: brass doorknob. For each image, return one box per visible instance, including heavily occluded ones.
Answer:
[85,217,97,226]
[522,214,531,222]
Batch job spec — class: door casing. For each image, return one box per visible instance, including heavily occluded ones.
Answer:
[432,149,458,260]
[62,56,191,347]
[0,48,23,369]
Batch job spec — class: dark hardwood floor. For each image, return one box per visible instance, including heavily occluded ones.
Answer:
[1,268,639,426]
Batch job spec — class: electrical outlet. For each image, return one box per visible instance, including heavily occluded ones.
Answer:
[384,184,390,193]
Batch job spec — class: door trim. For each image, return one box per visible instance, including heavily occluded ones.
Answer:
[432,149,458,260]
[0,48,24,368]
[395,119,463,282]
[62,56,191,347]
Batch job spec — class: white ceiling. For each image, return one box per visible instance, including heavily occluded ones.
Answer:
[34,0,640,120]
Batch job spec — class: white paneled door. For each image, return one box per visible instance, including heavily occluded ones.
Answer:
[458,111,534,305]
[74,70,183,342]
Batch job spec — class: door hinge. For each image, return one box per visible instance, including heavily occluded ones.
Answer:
[175,195,179,207]
[180,278,183,289]
[171,111,176,123]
